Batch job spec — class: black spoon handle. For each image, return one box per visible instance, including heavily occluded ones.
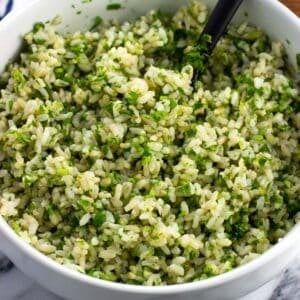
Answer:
[201,0,244,54]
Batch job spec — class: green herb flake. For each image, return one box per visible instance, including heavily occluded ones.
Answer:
[93,210,107,226]
[33,22,45,33]
[15,132,31,144]
[175,183,193,197]
[125,91,139,105]
[252,134,264,142]
[34,38,46,45]
[54,67,65,79]
[12,69,25,84]
[183,34,211,74]
[90,16,103,31]
[8,99,14,110]
[297,53,300,69]
[56,168,69,176]
[193,101,203,110]
[186,126,197,138]
[106,3,122,10]
[77,198,91,211]
[151,110,168,122]
[22,174,38,188]
[169,99,177,110]
[47,205,55,216]
[70,43,86,54]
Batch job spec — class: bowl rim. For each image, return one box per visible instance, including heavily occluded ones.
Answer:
[1,217,300,294]
[0,0,300,295]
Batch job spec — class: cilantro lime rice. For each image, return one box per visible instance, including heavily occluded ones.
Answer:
[0,1,299,286]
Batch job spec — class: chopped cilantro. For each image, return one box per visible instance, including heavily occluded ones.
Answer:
[12,69,25,84]
[252,134,264,142]
[70,43,86,54]
[34,38,46,45]
[278,124,290,132]
[47,205,55,216]
[93,210,106,226]
[225,217,249,240]
[169,99,177,110]
[175,183,193,197]
[106,3,122,10]
[33,22,45,33]
[186,126,197,137]
[56,168,69,176]
[77,198,91,211]
[186,196,199,209]
[22,174,38,188]
[125,91,139,105]
[90,16,103,31]
[193,101,203,110]
[54,67,65,79]
[297,53,300,69]
[235,74,252,85]
[8,99,14,110]
[15,132,31,143]
[196,155,207,171]
[151,110,168,122]
[183,34,211,74]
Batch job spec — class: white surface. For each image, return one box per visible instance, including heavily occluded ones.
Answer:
[0,0,300,299]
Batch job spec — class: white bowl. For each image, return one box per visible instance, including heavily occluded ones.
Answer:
[0,0,300,299]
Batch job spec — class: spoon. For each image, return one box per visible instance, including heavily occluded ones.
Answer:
[192,0,244,84]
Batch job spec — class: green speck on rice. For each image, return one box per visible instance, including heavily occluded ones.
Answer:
[106,3,122,11]
[296,53,300,69]
[0,1,299,286]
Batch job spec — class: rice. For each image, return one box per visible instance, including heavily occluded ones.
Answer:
[0,1,299,285]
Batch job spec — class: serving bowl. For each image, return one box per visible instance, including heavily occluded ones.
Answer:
[0,0,300,299]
